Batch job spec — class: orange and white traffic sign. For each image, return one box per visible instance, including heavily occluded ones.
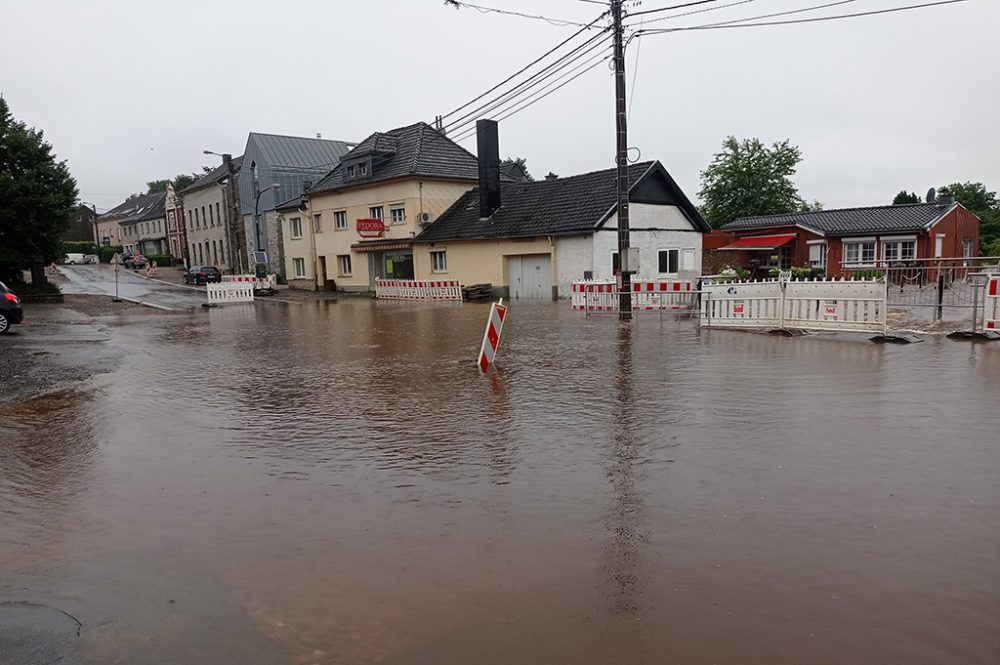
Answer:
[478,299,507,372]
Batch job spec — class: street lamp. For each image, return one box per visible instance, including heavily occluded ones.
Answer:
[253,184,280,278]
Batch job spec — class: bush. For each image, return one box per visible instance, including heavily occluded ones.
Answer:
[716,265,749,282]
[13,280,63,301]
[852,269,885,280]
[62,240,99,256]
[99,245,123,263]
[768,266,826,279]
[144,254,174,268]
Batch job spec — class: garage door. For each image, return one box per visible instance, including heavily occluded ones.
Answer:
[508,254,552,300]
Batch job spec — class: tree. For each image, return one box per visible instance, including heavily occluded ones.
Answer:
[892,190,921,205]
[146,173,199,194]
[500,157,533,182]
[0,97,78,284]
[698,136,805,228]
[941,181,999,255]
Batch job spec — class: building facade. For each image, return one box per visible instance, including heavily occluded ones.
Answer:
[93,192,166,252]
[164,185,185,260]
[180,156,242,270]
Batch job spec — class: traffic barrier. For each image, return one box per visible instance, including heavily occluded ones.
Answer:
[222,274,276,289]
[985,276,999,330]
[701,277,887,334]
[145,261,158,276]
[571,280,695,311]
[478,299,507,372]
[207,282,255,305]
[375,278,462,301]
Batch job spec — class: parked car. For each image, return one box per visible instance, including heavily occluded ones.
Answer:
[124,253,147,269]
[0,281,24,334]
[63,253,87,264]
[183,266,222,285]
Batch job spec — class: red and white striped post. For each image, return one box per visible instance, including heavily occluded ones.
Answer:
[477,298,507,372]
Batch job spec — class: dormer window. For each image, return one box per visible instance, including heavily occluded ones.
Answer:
[344,158,370,180]
[346,165,356,178]
[359,162,368,175]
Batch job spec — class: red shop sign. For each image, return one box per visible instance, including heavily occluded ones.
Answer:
[356,218,385,238]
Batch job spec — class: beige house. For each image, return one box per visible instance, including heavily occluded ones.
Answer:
[93,192,166,253]
[180,155,243,270]
[278,122,491,291]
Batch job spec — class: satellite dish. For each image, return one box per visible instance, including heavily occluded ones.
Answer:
[926,187,936,203]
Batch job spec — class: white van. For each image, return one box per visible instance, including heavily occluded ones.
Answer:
[63,253,87,264]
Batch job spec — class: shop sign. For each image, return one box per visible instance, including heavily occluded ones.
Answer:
[357,218,385,238]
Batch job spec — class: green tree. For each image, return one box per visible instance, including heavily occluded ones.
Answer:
[942,181,999,254]
[892,190,921,205]
[146,173,199,194]
[698,136,805,228]
[500,157,533,182]
[0,97,78,284]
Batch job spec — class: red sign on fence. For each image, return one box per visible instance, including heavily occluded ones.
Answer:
[356,218,385,238]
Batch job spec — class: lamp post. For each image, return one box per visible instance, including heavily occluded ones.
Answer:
[254,183,280,276]
[204,150,243,274]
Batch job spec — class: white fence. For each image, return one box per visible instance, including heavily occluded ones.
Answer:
[571,280,696,312]
[375,278,463,301]
[207,282,255,305]
[701,277,888,334]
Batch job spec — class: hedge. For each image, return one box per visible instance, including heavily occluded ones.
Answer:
[99,246,123,263]
[62,240,100,256]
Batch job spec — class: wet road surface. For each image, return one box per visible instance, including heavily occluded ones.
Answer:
[1,300,998,664]
[59,264,208,309]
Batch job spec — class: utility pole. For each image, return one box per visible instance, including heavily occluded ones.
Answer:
[223,154,245,274]
[611,0,632,320]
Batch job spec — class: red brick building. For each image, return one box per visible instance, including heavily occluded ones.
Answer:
[715,198,981,278]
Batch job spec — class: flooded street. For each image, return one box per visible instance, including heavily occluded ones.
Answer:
[2,300,998,664]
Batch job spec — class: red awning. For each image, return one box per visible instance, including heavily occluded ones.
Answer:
[719,234,796,251]
[350,240,413,253]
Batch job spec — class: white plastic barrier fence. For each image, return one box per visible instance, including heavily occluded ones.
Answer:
[375,278,463,301]
[701,278,888,334]
[222,274,276,289]
[571,280,696,311]
[207,282,255,305]
[985,276,999,330]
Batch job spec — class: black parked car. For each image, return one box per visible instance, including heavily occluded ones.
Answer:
[123,252,148,269]
[184,266,222,285]
[0,281,24,334]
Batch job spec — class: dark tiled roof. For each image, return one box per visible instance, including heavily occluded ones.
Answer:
[414,161,710,243]
[723,203,956,236]
[274,194,307,212]
[98,192,165,223]
[180,155,244,195]
[309,122,485,194]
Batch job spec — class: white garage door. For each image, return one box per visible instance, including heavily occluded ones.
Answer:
[508,254,552,300]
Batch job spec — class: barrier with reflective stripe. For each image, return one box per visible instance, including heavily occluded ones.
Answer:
[985,276,999,330]
[222,274,276,289]
[571,280,695,311]
[207,282,255,305]
[478,300,507,372]
[701,278,887,334]
[375,278,462,301]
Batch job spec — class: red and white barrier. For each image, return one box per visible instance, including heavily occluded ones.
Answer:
[985,276,999,330]
[571,280,696,311]
[207,282,255,305]
[375,278,462,301]
[478,300,507,372]
[222,274,276,289]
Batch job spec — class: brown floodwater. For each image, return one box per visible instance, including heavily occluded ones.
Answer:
[2,300,998,664]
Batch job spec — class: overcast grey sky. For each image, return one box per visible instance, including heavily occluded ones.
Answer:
[2,0,997,213]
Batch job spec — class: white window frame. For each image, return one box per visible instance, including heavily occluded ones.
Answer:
[807,240,828,269]
[313,213,322,234]
[881,237,916,263]
[390,206,406,224]
[430,249,447,273]
[292,257,306,278]
[843,238,876,267]
[657,248,680,275]
[289,217,303,240]
[334,210,348,230]
[338,254,352,276]
[368,206,384,220]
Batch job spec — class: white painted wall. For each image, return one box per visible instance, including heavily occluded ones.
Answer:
[554,203,704,297]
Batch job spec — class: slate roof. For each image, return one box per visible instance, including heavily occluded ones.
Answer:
[415,161,709,243]
[97,192,165,224]
[723,202,958,236]
[309,122,487,194]
[251,133,354,174]
[180,155,244,195]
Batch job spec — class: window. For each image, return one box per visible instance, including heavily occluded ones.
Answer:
[611,251,620,273]
[293,257,306,278]
[215,202,221,226]
[194,208,200,229]
[882,239,916,262]
[346,165,356,178]
[808,242,828,268]
[963,238,973,259]
[289,217,302,239]
[369,206,383,220]
[201,206,206,229]
[313,213,322,233]
[431,250,447,272]
[334,210,347,230]
[186,211,192,230]
[338,254,352,276]
[208,205,214,226]
[844,240,876,266]
[658,249,679,274]
[390,207,406,224]
[212,241,218,264]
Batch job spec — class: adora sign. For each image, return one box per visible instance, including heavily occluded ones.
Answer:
[356,218,385,238]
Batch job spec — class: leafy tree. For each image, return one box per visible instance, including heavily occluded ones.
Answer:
[146,173,199,194]
[501,157,533,182]
[698,136,805,228]
[892,190,921,205]
[0,97,78,284]
[940,181,999,254]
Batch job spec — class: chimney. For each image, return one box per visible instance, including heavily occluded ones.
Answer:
[545,172,559,180]
[936,187,954,207]
[476,119,501,219]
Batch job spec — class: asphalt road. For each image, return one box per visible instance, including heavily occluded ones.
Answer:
[59,264,208,310]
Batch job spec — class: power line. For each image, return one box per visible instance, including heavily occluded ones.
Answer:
[635,0,863,30]
[635,0,974,34]
[443,0,597,28]
[627,0,724,19]
[625,0,761,27]
[438,10,609,122]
